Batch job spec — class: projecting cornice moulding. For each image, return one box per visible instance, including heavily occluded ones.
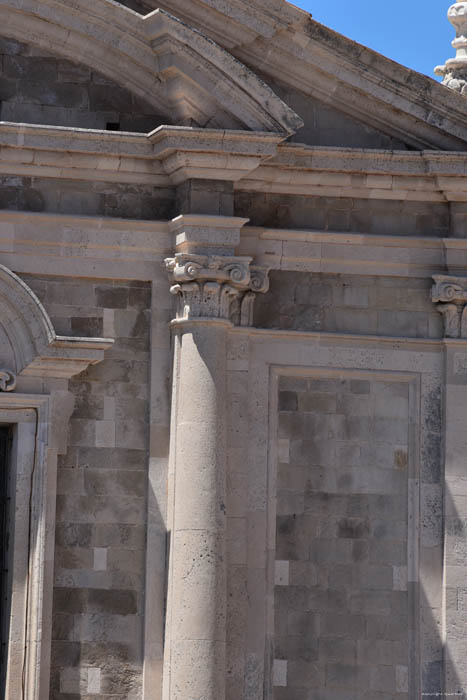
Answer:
[6,124,467,201]
[0,123,284,187]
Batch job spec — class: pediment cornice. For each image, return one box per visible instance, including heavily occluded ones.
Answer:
[233,19,467,151]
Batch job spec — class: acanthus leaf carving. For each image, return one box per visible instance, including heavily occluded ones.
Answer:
[165,254,270,326]
[432,275,467,338]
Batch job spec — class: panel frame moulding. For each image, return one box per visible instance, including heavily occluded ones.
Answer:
[224,328,443,698]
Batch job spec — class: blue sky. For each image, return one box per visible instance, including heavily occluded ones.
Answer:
[293,0,453,81]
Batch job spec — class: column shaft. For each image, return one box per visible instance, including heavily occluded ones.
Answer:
[166,320,228,700]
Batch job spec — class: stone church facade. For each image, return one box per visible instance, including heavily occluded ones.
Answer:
[1,0,467,698]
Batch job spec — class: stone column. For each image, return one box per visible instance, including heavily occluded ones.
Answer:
[163,224,269,700]
[432,274,467,694]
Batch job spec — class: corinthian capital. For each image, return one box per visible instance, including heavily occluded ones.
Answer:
[165,253,269,325]
[432,274,467,338]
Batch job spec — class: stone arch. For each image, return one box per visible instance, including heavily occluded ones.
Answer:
[0,264,55,373]
[0,265,112,378]
[0,0,302,133]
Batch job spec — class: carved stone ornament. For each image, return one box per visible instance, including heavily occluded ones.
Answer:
[432,274,467,338]
[0,369,16,392]
[165,254,270,325]
[435,2,467,94]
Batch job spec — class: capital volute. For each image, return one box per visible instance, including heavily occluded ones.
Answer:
[165,253,269,326]
[432,274,467,338]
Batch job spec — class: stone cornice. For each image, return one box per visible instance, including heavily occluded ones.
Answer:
[234,21,467,151]
[149,126,282,184]
[236,144,467,203]
[153,0,307,49]
[0,123,282,187]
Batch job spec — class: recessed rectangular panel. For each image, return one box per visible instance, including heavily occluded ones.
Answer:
[274,375,410,699]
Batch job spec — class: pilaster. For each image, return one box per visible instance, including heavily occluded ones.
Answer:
[162,210,269,700]
[431,274,467,694]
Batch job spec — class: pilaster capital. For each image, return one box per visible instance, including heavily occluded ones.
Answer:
[432,274,467,337]
[165,253,269,326]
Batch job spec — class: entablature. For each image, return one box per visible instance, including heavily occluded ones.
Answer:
[5,123,467,203]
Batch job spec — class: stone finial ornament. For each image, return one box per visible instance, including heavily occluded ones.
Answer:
[435,2,467,94]
[165,254,269,326]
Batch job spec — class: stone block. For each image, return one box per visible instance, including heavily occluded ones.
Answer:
[279,391,298,411]
[95,286,129,309]
[298,392,337,414]
[326,663,368,690]
[337,518,370,539]
[287,660,322,689]
[320,613,366,639]
[368,666,395,692]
